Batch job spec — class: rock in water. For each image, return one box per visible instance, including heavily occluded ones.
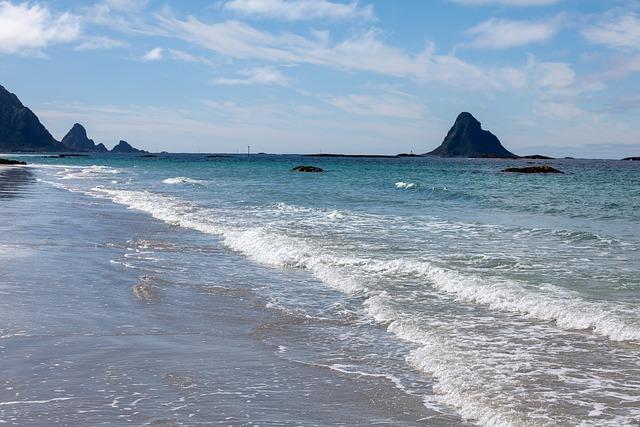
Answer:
[0,84,64,152]
[111,140,145,153]
[425,112,517,158]
[60,123,108,152]
[0,158,26,165]
[292,165,324,172]
[622,156,640,161]
[502,165,564,174]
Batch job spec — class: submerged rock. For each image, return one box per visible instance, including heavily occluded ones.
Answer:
[424,112,517,158]
[502,165,564,174]
[0,158,26,165]
[292,165,324,173]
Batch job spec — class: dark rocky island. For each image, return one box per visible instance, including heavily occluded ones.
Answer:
[503,165,564,174]
[622,156,640,161]
[521,154,554,160]
[0,85,65,152]
[61,123,108,152]
[111,140,146,154]
[424,112,517,158]
[292,165,324,173]
[1,84,145,153]
[0,158,26,165]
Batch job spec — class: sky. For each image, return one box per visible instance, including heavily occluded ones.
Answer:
[1,0,639,157]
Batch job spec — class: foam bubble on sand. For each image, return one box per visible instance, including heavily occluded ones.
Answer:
[162,177,207,185]
[395,181,417,189]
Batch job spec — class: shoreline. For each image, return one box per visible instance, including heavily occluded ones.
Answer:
[0,166,462,425]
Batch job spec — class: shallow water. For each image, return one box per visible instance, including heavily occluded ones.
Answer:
[2,154,640,426]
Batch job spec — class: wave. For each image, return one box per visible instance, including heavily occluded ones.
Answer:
[395,181,417,189]
[88,187,640,344]
[50,184,640,426]
[162,177,208,185]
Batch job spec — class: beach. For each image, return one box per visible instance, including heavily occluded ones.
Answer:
[0,163,462,426]
[1,155,639,426]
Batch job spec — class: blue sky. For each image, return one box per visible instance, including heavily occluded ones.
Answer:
[1,0,639,157]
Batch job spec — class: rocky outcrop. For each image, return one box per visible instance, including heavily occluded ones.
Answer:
[521,154,554,159]
[425,112,517,158]
[502,165,564,174]
[622,156,640,161]
[292,165,324,172]
[0,85,64,152]
[60,123,108,152]
[0,158,26,165]
[111,140,145,153]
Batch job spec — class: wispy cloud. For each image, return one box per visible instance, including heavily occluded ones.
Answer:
[582,13,640,51]
[451,0,558,6]
[155,13,504,90]
[222,0,375,21]
[0,1,80,55]
[211,67,289,86]
[326,93,425,119]
[463,18,558,49]
[141,46,163,61]
[75,35,127,51]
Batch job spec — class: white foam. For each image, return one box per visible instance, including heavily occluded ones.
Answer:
[162,177,207,185]
[395,181,417,189]
[89,187,640,343]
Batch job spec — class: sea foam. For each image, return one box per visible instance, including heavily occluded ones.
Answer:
[162,177,207,185]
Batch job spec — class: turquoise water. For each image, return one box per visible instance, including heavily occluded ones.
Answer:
[11,154,640,425]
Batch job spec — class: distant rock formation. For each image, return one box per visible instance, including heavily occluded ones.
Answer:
[503,165,564,174]
[521,154,554,159]
[425,112,517,158]
[61,123,108,152]
[0,158,27,165]
[111,140,145,153]
[0,84,64,152]
[622,156,639,161]
[292,165,324,172]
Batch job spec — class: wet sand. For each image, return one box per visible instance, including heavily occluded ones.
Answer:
[0,167,464,426]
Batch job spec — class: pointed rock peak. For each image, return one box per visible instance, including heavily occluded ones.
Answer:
[423,112,517,158]
[61,122,104,152]
[68,123,88,137]
[454,112,481,127]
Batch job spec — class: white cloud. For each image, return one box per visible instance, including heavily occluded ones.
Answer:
[223,0,374,21]
[464,18,557,49]
[326,93,424,119]
[582,13,640,51]
[75,35,126,51]
[155,14,503,90]
[533,61,575,90]
[0,1,80,55]
[451,0,558,6]
[534,101,585,119]
[141,47,163,61]
[211,67,289,86]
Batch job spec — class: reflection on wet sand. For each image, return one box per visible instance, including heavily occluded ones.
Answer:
[0,166,34,199]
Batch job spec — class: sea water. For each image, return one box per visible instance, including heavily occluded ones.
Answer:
[2,154,640,426]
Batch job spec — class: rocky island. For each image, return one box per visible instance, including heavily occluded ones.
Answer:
[0,84,65,152]
[424,112,517,158]
[60,123,108,152]
[0,84,145,154]
[111,140,146,154]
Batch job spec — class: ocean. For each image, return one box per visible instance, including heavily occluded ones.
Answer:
[1,154,639,426]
